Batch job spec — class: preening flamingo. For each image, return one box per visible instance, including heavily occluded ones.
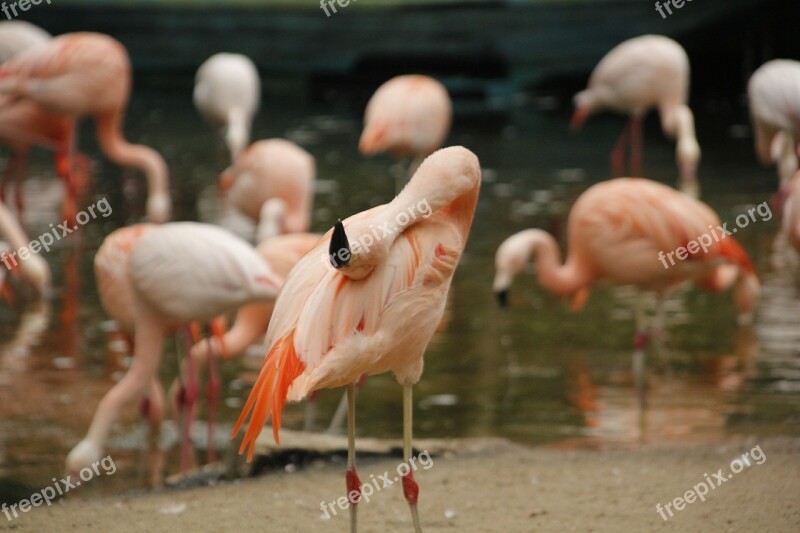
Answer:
[0,197,49,297]
[66,222,282,476]
[571,35,700,197]
[493,178,760,391]
[359,75,452,188]
[219,139,315,237]
[748,59,800,187]
[232,146,480,533]
[193,53,261,162]
[0,32,171,222]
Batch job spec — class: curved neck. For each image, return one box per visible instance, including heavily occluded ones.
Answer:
[225,108,249,162]
[223,302,274,356]
[94,112,169,200]
[522,229,591,296]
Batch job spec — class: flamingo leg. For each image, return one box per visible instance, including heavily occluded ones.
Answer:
[327,374,367,435]
[205,322,224,464]
[179,325,199,473]
[610,121,631,177]
[346,383,362,533]
[402,384,422,533]
[55,124,77,227]
[632,297,649,406]
[68,313,164,475]
[13,152,27,215]
[629,115,643,177]
[1,151,23,211]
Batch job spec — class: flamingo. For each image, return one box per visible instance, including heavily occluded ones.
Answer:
[0,197,49,298]
[65,222,282,476]
[0,32,171,222]
[493,177,760,393]
[748,59,800,191]
[359,75,451,189]
[219,139,315,237]
[0,21,85,218]
[232,146,480,533]
[571,35,701,197]
[193,53,261,162]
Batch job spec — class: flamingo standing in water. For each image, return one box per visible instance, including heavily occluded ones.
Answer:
[0,197,49,298]
[571,35,701,197]
[0,32,171,222]
[493,177,760,393]
[359,75,451,190]
[233,146,480,533]
[0,21,89,218]
[66,223,282,476]
[193,53,261,162]
[219,139,315,239]
[748,59,800,191]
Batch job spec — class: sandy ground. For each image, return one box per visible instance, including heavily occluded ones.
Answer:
[3,436,799,532]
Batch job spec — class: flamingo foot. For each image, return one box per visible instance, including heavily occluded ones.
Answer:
[402,469,422,532]
[346,467,362,533]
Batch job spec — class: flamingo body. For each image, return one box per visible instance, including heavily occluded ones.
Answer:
[220,139,315,235]
[0,32,171,221]
[359,75,451,160]
[572,35,700,194]
[493,178,759,314]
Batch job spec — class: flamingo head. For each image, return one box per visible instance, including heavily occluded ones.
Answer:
[570,90,596,130]
[65,439,103,479]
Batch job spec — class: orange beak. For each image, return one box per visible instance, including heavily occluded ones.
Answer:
[219,170,234,194]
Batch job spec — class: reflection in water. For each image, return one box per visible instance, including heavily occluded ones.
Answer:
[0,87,798,495]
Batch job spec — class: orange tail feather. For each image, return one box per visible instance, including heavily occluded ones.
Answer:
[231,330,305,461]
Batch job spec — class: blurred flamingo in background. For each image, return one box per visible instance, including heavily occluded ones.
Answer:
[0,197,49,299]
[493,177,760,394]
[748,59,800,196]
[571,35,701,197]
[194,53,261,162]
[0,21,92,219]
[782,170,800,253]
[219,139,315,239]
[0,32,171,222]
[359,74,451,190]
[233,146,480,533]
[66,222,282,477]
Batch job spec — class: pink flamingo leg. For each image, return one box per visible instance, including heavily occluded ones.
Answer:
[205,319,226,464]
[345,383,362,533]
[1,151,23,208]
[402,384,422,532]
[629,115,643,177]
[610,120,631,177]
[179,325,199,473]
[13,153,27,215]
[55,123,78,226]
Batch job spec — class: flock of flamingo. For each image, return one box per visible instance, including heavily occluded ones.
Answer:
[0,19,797,532]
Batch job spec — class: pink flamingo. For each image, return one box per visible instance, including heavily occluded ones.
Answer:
[571,35,700,197]
[232,146,480,533]
[359,75,451,188]
[0,21,86,218]
[0,32,171,222]
[493,177,760,392]
[220,139,315,238]
[0,197,49,298]
[748,59,800,191]
[193,53,261,162]
[65,222,282,476]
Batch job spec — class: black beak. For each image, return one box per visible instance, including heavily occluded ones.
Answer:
[329,219,351,269]
[495,289,509,308]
